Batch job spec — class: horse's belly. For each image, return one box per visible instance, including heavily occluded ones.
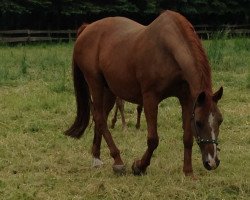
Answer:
[104,71,142,104]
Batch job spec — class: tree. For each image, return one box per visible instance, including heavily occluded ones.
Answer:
[0,0,249,29]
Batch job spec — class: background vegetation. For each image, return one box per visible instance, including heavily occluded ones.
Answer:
[1,0,249,29]
[0,36,249,199]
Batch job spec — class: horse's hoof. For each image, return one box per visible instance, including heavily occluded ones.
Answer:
[132,160,146,176]
[112,164,126,175]
[92,158,103,168]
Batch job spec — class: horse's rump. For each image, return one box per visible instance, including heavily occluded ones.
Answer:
[74,17,146,104]
[77,23,88,37]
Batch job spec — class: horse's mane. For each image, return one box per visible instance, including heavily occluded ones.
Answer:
[165,11,212,94]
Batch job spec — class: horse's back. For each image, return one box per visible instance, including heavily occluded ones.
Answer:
[76,17,143,47]
[75,17,143,65]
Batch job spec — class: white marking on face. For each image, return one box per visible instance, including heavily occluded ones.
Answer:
[208,113,217,168]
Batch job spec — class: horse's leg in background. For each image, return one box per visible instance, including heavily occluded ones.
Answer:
[132,92,159,175]
[179,96,194,177]
[90,81,124,171]
[117,98,127,130]
[110,98,119,129]
[136,105,143,129]
[111,98,126,129]
[88,76,124,169]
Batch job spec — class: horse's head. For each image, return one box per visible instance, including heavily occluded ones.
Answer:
[192,87,223,170]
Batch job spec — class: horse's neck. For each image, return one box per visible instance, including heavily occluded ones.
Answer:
[156,28,211,99]
[159,37,208,98]
[177,50,212,99]
[148,12,212,99]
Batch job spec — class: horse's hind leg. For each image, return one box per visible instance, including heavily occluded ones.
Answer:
[89,79,108,167]
[91,85,105,167]
[102,90,125,173]
[91,84,124,172]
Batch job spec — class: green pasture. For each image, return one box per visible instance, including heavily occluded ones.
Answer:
[0,38,249,199]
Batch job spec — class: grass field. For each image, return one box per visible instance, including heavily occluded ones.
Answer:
[0,38,249,200]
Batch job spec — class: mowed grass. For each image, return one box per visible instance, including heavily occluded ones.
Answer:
[0,38,249,200]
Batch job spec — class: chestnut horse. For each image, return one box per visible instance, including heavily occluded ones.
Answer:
[66,10,223,176]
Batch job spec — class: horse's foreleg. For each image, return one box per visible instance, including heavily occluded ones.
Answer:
[91,87,124,172]
[136,105,143,129]
[180,99,194,177]
[132,93,159,175]
[183,129,194,176]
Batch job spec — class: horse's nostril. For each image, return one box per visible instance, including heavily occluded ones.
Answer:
[204,161,212,170]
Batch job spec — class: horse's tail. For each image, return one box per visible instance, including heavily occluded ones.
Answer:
[65,60,90,138]
[77,23,88,37]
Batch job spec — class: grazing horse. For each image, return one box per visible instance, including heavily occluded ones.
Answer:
[110,98,143,130]
[65,10,223,176]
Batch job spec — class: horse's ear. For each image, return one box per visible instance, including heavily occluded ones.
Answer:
[213,87,223,103]
[196,91,206,106]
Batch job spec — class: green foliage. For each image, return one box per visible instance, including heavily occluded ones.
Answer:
[0,0,27,14]
[0,0,248,16]
[0,0,51,14]
[205,31,228,67]
[20,50,28,75]
[204,36,250,72]
[0,43,72,89]
[0,0,249,29]
[247,73,250,89]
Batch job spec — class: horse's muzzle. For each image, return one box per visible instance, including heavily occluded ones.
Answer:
[203,159,220,170]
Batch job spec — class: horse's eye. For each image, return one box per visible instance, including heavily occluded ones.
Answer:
[218,118,223,125]
[196,121,203,129]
